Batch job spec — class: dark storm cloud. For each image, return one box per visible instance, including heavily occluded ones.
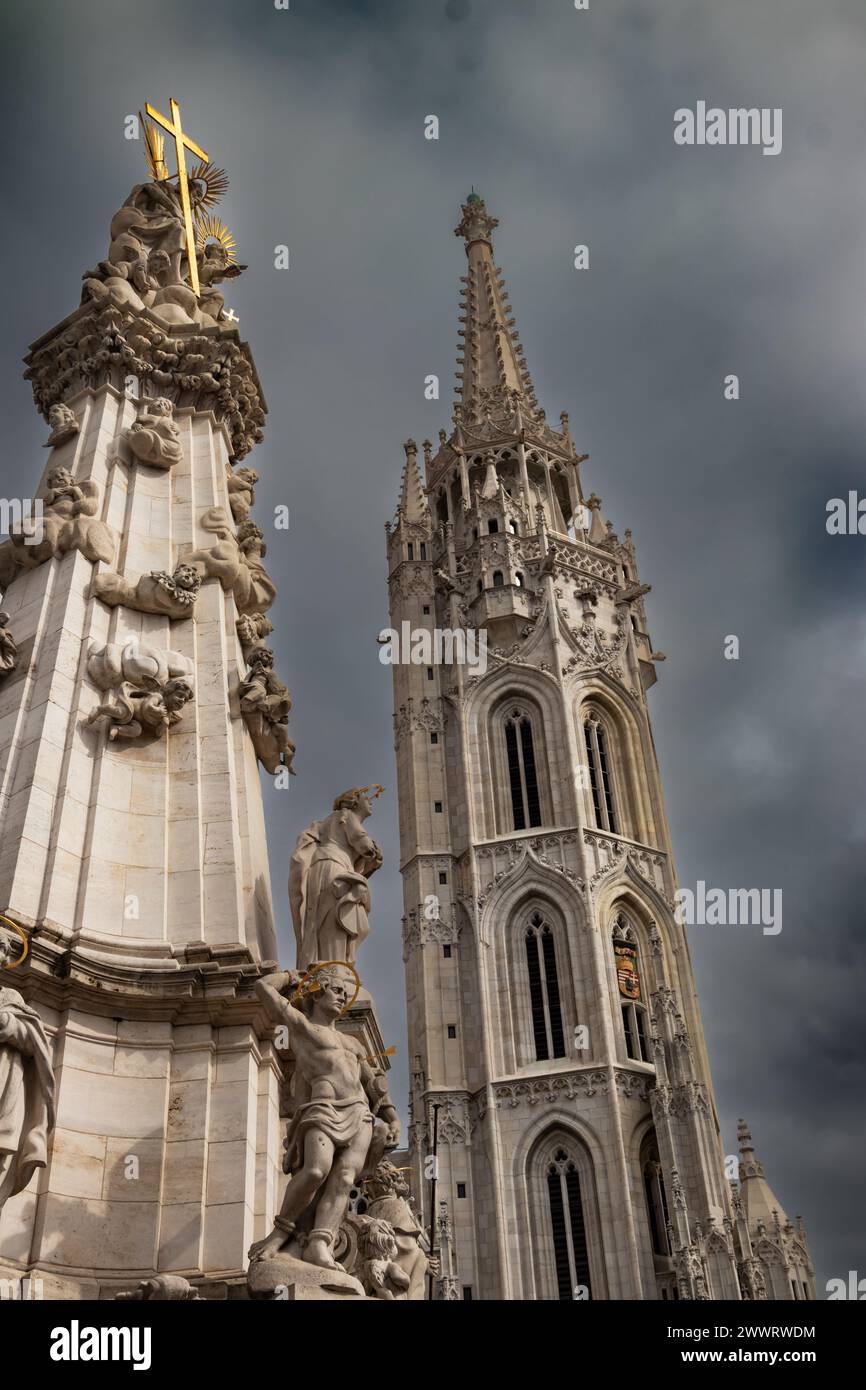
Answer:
[1,0,864,1288]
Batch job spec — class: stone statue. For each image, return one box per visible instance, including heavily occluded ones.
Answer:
[116,1275,201,1302]
[187,509,276,614]
[126,397,184,470]
[85,639,194,743]
[356,1218,411,1300]
[289,787,384,971]
[0,930,56,1212]
[248,965,399,1276]
[362,1158,429,1299]
[90,562,201,620]
[82,175,246,330]
[43,402,80,448]
[0,612,18,681]
[0,469,116,589]
[236,611,273,658]
[238,647,295,776]
[197,241,246,324]
[227,466,259,524]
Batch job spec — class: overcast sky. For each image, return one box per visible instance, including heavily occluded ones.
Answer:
[1,0,864,1291]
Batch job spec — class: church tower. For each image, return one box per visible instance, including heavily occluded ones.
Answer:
[386,194,815,1301]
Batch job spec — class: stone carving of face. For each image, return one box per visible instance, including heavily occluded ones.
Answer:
[315,972,350,1019]
[164,679,194,714]
[173,565,199,593]
[48,468,75,490]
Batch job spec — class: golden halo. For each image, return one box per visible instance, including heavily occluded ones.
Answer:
[290,960,361,1016]
[0,915,29,970]
[194,214,238,265]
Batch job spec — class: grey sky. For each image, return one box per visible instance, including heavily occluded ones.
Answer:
[1,0,864,1290]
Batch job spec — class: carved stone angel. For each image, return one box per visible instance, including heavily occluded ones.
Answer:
[187,509,276,614]
[0,468,116,589]
[85,639,194,743]
[238,647,295,776]
[43,403,80,448]
[288,788,383,971]
[227,466,259,524]
[126,397,184,470]
[91,561,201,621]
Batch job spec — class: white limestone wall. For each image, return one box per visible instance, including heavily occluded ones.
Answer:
[0,383,276,957]
[0,1004,283,1293]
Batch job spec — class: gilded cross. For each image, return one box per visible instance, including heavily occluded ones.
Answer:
[144,98,208,296]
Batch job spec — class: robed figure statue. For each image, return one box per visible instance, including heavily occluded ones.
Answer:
[0,930,56,1211]
[289,787,383,971]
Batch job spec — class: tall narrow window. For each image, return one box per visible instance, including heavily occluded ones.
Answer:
[612,916,651,1063]
[547,1148,592,1300]
[583,716,617,833]
[504,709,541,830]
[641,1139,671,1257]
[524,912,565,1061]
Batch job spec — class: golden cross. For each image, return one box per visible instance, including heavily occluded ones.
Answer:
[144,98,208,297]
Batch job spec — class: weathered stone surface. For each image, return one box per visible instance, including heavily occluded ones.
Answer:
[247,1252,365,1301]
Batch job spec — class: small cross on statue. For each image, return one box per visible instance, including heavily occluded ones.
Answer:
[223,308,239,324]
[144,98,208,297]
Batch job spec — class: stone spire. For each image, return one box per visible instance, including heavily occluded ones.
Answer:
[397,438,430,521]
[453,192,540,427]
[737,1119,789,1229]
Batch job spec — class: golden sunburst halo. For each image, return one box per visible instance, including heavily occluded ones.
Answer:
[194,214,238,265]
[188,161,230,210]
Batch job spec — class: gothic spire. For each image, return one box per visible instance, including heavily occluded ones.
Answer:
[453,192,540,428]
[397,438,429,521]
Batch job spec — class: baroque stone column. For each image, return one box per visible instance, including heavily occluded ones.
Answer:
[0,171,287,1296]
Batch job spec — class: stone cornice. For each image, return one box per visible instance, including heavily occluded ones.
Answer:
[23,302,266,461]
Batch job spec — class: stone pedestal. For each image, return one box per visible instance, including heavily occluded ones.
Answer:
[248,1253,366,1301]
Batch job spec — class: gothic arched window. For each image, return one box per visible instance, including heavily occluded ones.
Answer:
[504,707,542,830]
[612,915,650,1063]
[583,712,618,834]
[640,1136,671,1258]
[546,1147,593,1300]
[524,912,565,1061]
[492,569,504,587]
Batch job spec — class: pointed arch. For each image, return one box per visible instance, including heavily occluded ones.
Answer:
[480,858,586,1074]
[466,667,565,836]
[573,678,656,844]
[512,1112,609,1301]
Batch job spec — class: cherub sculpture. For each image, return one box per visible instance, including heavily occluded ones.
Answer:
[43,403,80,448]
[238,647,295,776]
[0,468,116,589]
[126,397,184,470]
[91,562,201,621]
[85,639,194,743]
[236,611,273,659]
[248,965,400,1272]
[187,509,276,614]
[289,787,384,971]
[227,466,259,524]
